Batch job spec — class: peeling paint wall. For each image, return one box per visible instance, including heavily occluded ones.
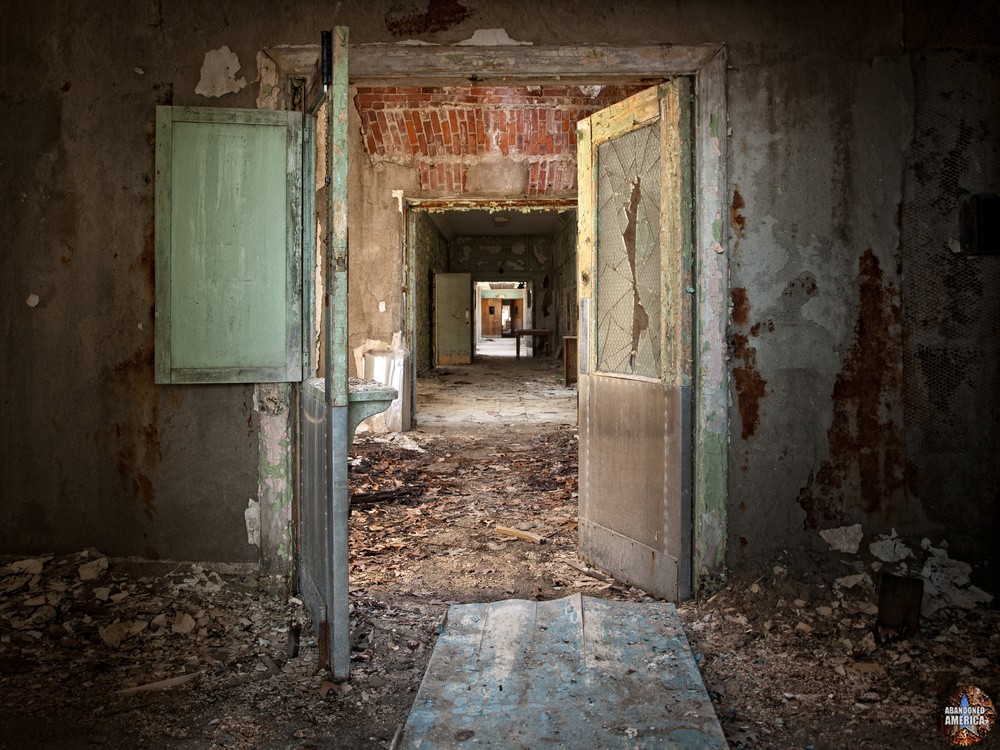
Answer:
[552,215,578,346]
[900,5,1000,590]
[411,211,450,372]
[726,42,917,559]
[1,1,997,588]
[254,384,293,574]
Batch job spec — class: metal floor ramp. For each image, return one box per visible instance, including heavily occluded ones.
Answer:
[401,594,728,749]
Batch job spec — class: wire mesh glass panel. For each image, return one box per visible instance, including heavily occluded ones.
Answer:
[595,123,661,378]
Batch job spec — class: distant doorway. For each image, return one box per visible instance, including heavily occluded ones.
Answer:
[475,281,530,356]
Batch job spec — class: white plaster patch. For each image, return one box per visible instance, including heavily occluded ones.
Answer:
[244,498,260,547]
[195,45,248,98]
[579,85,603,99]
[26,293,39,308]
[455,28,532,47]
[261,413,286,465]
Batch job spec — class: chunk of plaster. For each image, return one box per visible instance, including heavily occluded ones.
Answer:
[26,293,40,308]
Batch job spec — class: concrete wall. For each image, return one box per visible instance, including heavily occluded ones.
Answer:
[2,1,998,590]
[900,9,1000,587]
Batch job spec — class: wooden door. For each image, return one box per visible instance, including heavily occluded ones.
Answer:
[481,299,502,337]
[576,80,694,600]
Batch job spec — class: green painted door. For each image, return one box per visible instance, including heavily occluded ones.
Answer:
[577,80,694,600]
[434,273,473,365]
[155,107,303,384]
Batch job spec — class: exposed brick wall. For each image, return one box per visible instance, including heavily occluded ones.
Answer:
[355,85,647,195]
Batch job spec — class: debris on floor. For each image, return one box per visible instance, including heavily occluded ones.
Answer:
[2,413,997,748]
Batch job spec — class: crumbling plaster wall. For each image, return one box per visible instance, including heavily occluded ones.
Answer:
[2,0,997,585]
[552,215,578,345]
[726,51,919,557]
[410,212,449,373]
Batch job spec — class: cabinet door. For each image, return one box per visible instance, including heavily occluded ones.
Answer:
[155,106,303,384]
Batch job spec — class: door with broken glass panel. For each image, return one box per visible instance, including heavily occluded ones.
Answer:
[576,80,694,600]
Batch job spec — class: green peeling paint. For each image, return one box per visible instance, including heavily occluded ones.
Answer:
[712,219,722,243]
[709,112,719,139]
[694,430,728,574]
[257,382,293,571]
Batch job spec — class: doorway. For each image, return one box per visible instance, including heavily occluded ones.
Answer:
[406,203,577,420]
[264,37,729,598]
[476,281,528,355]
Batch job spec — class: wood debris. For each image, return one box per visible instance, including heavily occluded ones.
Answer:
[494,526,546,544]
[117,670,205,695]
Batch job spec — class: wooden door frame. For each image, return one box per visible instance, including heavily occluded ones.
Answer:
[268,43,730,588]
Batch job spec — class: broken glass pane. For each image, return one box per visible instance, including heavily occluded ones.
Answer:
[595,124,661,378]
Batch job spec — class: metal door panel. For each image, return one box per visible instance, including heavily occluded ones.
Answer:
[434,272,472,365]
[580,375,664,548]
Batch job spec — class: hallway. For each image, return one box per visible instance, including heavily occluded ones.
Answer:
[415,339,576,430]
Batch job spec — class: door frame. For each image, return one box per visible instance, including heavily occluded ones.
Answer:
[267,43,729,590]
[403,198,575,419]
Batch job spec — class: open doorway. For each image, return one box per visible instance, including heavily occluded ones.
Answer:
[475,281,528,354]
[405,203,577,425]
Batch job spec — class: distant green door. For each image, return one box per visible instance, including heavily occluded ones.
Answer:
[155,107,303,384]
[434,273,472,365]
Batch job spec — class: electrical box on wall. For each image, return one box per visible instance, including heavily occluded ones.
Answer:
[960,194,1000,255]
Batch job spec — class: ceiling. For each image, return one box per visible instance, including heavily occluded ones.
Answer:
[427,208,574,238]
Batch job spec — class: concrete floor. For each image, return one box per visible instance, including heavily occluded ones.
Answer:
[415,338,577,430]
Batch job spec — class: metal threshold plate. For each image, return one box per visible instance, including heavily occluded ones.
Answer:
[401,593,727,749]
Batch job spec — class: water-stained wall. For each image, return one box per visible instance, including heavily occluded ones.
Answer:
[725,36,918,560]
[1,1,997,591]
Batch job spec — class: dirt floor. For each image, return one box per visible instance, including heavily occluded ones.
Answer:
[2,359,998,748]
